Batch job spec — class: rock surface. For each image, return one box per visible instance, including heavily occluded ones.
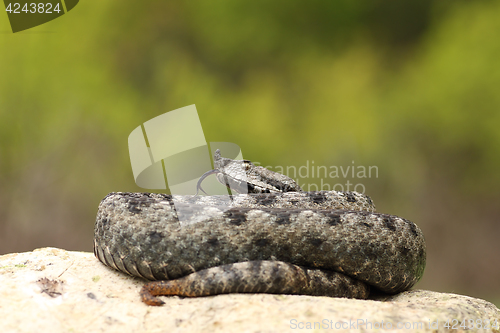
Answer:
[0,248,498,333]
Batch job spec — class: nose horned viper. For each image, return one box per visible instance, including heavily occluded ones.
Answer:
[94,150,426,306]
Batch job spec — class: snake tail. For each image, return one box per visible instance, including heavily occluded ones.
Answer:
[140,260,370,306]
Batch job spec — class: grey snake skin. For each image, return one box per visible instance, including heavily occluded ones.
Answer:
[94,150,426,305]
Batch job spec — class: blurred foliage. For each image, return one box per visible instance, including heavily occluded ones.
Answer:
[0,0,499,304]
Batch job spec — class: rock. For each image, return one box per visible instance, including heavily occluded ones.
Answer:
[0,248,498,333]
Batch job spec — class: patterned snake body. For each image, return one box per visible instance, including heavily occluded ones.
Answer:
[94,151,426,305]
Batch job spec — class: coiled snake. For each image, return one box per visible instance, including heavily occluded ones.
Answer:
[94,150,426,306]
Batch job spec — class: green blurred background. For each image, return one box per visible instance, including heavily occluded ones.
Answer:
[1,0,499,305]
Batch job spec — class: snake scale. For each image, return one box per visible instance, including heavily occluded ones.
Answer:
[94,150,426,306]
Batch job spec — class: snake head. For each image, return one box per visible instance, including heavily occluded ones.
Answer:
[196,149,302,195]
